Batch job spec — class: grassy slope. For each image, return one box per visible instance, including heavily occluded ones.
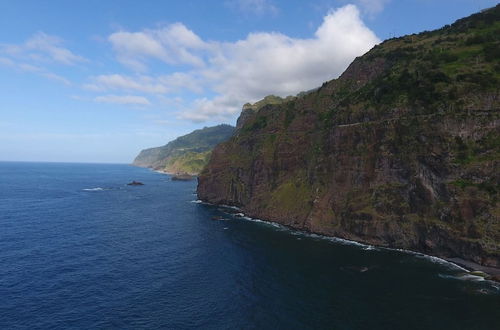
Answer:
[133,124,235,173]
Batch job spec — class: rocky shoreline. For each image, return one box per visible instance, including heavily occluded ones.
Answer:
[153,169,197,181]
[206,200,500,282]
[445,258,500,282]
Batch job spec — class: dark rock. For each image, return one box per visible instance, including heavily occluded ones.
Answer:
[127,181,144,186]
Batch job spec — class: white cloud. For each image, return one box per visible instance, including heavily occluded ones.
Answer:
[179,95,243,122]
[39,71,72,85]
[108,32,167,71]
[184,4,379,121]
[0,56,14,67]
[84,72,202,94]
[86,74,167,93]
[102,4,379,122]
[0,32,85,85]
[1,61,71,85]
[228,0,278,15]
[356,0,390,16]
[94,95,151,106]
[109,23,208,71]
[2,32,86,65]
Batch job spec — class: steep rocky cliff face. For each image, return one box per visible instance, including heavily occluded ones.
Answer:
[198,7,500,267]
[133,124,235,174]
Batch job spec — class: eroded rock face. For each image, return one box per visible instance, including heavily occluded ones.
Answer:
[198,6,500,267]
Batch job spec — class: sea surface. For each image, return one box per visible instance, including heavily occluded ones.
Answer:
[0,162,499,330]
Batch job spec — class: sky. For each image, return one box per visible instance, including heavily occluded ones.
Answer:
[0,0,497,163]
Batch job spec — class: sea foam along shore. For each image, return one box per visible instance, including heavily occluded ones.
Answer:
[195,200,500,284]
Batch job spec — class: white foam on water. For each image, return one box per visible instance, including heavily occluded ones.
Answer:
[324,236,371,248]
[439,273,486,282]
[190,200,203,204]
[213,202,377,249]
[203,201,497,283]
[458,274,486,281]
[83,187,104,191]
[244,217,283,229]
[411,253,469,272]
[220,204,242,211]
[374,246,472,274]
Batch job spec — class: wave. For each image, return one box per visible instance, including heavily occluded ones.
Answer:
[201,202,498,285]
[212,203,479,272]
[83,187,104,191]
[439,273,485,282]
[220,204,242,211]
[413,254,468,272]
[212,204,377,249]
[436,273,500,291]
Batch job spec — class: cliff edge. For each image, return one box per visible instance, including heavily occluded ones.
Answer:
[198,6,500,267]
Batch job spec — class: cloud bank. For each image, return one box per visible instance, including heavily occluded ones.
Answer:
[0,32,87,86]
[108,23,207,72]
[103,4,379,121]
[2,32,86,65]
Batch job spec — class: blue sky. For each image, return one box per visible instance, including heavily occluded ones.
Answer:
[0,0,497,163]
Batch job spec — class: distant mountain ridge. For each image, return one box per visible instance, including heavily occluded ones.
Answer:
[132,124,235,174]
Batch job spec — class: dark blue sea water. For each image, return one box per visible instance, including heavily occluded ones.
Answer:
[0,162,499,329]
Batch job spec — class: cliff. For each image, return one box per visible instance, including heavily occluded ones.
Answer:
[133,124,235,174]
[198,6,500,267]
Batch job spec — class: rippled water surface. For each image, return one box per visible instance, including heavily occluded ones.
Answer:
[1,162,499,329]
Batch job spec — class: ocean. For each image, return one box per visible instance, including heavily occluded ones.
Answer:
[0,162,499,329]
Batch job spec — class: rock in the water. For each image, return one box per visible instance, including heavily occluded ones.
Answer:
[470,271,488,278]
[127,181,144,186]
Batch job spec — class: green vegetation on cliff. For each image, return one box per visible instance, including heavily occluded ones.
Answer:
[133,124,235,174]
[164,150,212,175]
[198,6,500,268]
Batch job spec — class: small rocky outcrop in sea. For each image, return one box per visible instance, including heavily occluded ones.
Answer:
[127,181,144,186]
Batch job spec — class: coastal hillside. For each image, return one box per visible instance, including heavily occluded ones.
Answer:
[133,124,235,174]
[198,6,500,267]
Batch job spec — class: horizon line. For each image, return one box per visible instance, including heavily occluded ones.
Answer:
[0,160,130,165]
